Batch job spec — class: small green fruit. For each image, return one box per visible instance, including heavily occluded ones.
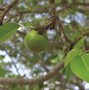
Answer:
[24,30,48,52]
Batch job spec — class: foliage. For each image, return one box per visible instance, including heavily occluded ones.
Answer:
[0,0,89,90]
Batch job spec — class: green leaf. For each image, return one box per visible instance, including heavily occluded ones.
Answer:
[70,55,89,82]
[0,23,19,42]
[64,48,82,67]
[65,64,72,82]
[73,38,85,49]
[81,53,89,71]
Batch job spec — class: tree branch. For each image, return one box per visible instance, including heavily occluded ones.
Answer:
[57,17,72,44]
[0,0,18,25]
[37,0,57,34]
[0,61,64,85]
[19,7,49,14]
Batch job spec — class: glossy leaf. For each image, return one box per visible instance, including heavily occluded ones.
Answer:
[70,55,89,82]
[73,38,85,49]
[0,23,19,42]
[64,48,82,67]
[82,53,89,71]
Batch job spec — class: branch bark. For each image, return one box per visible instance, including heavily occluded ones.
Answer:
[0,61,64,85]
[0,0,18,25]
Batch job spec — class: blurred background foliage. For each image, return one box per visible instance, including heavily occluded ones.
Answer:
[0,0,89,90]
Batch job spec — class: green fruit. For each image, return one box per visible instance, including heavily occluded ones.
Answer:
[24,30,48,52]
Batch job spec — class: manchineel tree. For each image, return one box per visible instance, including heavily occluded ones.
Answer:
[0,0,89,90]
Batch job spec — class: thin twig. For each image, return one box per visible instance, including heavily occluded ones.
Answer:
[37,0,57,34]
[57,17,72,43]
[5,50,21,76]
[0,0,19,25]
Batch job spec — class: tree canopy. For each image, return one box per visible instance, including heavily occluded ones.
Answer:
[0,0,89,90]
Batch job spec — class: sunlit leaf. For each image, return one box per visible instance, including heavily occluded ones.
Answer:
[64,48,82,67]
[70,55,89,82]
[73,38,85,49]
[81,53,89,71]
[0,23,19,42]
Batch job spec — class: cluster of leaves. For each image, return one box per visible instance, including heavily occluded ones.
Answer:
[0,0,89,90]
[64,38,89,82]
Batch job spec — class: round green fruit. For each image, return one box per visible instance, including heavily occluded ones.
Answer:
[24,30,49,52]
